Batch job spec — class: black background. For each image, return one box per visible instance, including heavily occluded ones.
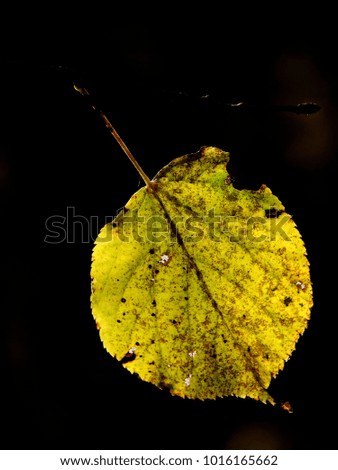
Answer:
[1,21,337,450]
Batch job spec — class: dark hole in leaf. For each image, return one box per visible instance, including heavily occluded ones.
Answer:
[152,300,157,307]
[149,248,155,254]
[265,208,284,218]
[151,313,156,317]
[117,320,121,323]
[148,264,152,269]
[221,335,228,343]
[121,351,136,364]
[135,341,140,346]
[155,269,159,274]
[284,296,292,306]
[121,298,126,303]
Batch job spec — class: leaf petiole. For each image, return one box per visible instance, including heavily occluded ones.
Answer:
[73,84,154,190]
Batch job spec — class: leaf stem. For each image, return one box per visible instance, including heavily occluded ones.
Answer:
[74,84,153,189]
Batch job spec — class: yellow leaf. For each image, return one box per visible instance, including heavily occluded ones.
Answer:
[91,146,312,404]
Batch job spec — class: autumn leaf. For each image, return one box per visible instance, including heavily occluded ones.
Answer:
[91,146,313,405]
